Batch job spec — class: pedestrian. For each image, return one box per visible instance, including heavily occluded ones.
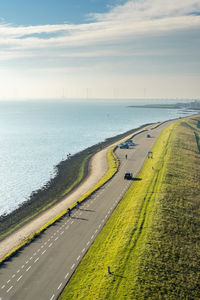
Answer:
[125,154,127,160]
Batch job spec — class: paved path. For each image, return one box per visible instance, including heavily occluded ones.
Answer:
[0,121,171,300]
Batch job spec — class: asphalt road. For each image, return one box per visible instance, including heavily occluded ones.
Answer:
[0,121,171,300]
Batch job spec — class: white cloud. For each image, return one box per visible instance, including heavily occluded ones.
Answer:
[0,0,199,60]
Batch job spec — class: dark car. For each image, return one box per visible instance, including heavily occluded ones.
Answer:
[124,172,133,180]
[120,143,129,149]
[147,134,151,138]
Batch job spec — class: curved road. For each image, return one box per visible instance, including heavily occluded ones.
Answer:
[0,121,171,300]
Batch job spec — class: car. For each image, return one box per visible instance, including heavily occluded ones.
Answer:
[124,172,133,180]
[120,143,129,149]
[147,134,151,138]
[125,140,136,146]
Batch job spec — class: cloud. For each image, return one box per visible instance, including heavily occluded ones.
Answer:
[0,0,200,62]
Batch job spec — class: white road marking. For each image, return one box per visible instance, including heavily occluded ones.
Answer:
[55,237,58,241]
[26,260,29,264]
[82,248,85,253]
[1,285,5,289]
[33,252,37,256]
[7,280,10,284]
[91,235,94,239]
[30,256,33,260]
[7,286,13,293]
[48,239,50,242]
[77,256,80,261]
[71,264,75,269]
[26,266,31,272]
[95,229,98,234]
[60,231,64,235]
[12,274,16,278]
[21,265,24,269]
[17,275,22,282]
[17,269,20,273]
[37,249,40,252]
[65,273,69,279]
[42,250,47,255]
[99,224,101,228]
[54,232,56,235]
[57,283,62,290]
[87,241,90,246]
[34,257,39,263]
[50,294,55,300]
[44,242,47,245]
[41,245,44,248]
[71,221,74,225]
[65,226,69,230]
[49,243,53,248]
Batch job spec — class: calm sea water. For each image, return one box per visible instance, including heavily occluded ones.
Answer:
[0,99,194,216]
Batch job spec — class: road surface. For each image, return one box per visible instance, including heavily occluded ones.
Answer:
[0,121,171,300]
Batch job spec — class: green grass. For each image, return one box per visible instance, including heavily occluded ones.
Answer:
[59,115,200,300]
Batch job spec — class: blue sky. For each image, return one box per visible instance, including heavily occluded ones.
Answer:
[0,0,200,100]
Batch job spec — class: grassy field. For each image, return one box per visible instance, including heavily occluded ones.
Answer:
[59,115,200,299]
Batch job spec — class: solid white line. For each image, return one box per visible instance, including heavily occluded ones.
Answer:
[82,248,85,253]
[42,250,46,255]
[17,275,22,282]
[55,237,58,241]
[7,286,13,293]
[57,283,62,290]
[50,294,55,300]
[49,243,53,247]
[1,285,5,289]
[65,273,69,279]
[77,256,80,261]
[26,266,31,272]
[34,257,39,263]
[71,264,75,269]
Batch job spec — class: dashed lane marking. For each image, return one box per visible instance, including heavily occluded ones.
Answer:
[60,231,64,235]
[57,283,62,290]
[65,273,69,279]
[42,250,47,255]
[17,275,22,282]
[71,264,75,270]
[7,286,13,293]
[7,280,10,284]
[87,241,90,246]
[1,285,5,289]
[34,257,39,263]
[50,295,55,300]
[49,243,53,248]
[91,235,94,240]
[82,248,85,253]
[21,265,24,269]
[26,266,31,272]
[17,269,20,273]
[12,274,15,278]
[55,237,58,241]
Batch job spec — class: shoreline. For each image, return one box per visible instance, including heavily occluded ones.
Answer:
[0,123,151,246]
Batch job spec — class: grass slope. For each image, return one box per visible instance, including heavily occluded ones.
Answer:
[59,115,200,300]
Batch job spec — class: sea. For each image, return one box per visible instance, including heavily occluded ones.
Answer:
[0,99,195,216]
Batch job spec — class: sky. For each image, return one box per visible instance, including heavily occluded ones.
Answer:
[0,0,200,100]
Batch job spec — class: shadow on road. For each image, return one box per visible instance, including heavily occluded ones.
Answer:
[71,216,88,221]
[79,208,95,212]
